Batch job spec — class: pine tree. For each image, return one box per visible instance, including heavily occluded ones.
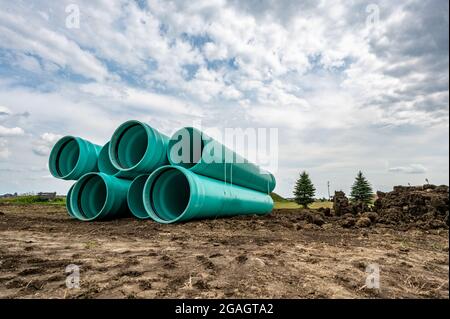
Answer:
[293,171,316,208]
[350,171,373,204]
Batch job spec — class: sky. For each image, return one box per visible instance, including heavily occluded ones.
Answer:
[0,0,448,198]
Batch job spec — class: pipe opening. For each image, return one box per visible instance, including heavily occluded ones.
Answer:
[50,137,80,178]
[113,123,148,169]
[98,142,119,175]
[76,175,107,219]
[168,127,203,168]
[150,168,190,221]
[128,175,149,219]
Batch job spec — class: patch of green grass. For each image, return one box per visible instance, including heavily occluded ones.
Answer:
[274,200,333,209]
[0,195,66,206]
[270,192,289,202]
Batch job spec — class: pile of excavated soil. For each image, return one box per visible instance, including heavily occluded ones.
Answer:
[328,185,449,230]
[373,185,449,229]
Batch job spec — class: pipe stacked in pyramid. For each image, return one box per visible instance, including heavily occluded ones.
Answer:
[49,120,275,223]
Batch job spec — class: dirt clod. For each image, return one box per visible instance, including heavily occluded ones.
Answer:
[356,217,371,228]
[340,217,356,228]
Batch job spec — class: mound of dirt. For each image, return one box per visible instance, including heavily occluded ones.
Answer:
[333,191,352,216]
[332,191,369,216]
[373,184,449,229]
[329,185,448,229]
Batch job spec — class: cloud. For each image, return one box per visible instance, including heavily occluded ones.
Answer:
[0,7,110,82]
[388,164,428,174]
[32,133,63,157]
[0,125,25,137]
[0,0,448,196]
[0,105,11,116]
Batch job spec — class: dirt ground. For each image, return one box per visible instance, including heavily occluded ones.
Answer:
[0,204,448,299]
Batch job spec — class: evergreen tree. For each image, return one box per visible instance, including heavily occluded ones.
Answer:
[350,171,373,204]
[293,171,316,208]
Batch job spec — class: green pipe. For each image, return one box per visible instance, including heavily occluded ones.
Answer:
[167,127,276,193]
[143,166,273,224]
[66,184,75,218]
[98,142,120,176]
[69,172,131,221]
[49,136,101,180]
[127,174,151,219]
[109,120,169,179]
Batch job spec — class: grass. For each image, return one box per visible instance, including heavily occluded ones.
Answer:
[270,192,289,202]
[1,194,334,210]
[274,200,333,209]
[271,192,333,209]
[0,195,66,206]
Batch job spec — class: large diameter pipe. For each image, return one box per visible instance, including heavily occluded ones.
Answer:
[69,172,131,221]
[109,120,169,179]
[167,127,276,193]
[66,184,75,218]
[49,136,101,180]
[143,166,273,224]
[127,174,151,219]
[98,142,120,176]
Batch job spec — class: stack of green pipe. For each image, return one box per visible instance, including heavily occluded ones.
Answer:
[49,121,275,223]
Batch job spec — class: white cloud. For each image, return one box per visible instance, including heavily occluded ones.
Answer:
[0,125,25,137]
[32,133,63,157]
[203,42,228,60]
[0,105,12,115]
[0,8,110,82]
[388,164,428,174]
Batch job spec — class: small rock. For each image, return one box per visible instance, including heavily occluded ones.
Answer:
[340,217,356,228]
[193,279,209,290]
[249,257,266,267]
[235,255,248,264]
[322,223,333,230]
[312,214,325,226]
[302,223,316,230]
[356,217,371,228]
[362,212,378,223]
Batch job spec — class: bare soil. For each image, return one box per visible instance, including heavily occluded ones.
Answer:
[0,204,448,299]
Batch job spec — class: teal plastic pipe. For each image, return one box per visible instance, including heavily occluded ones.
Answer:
[66,184,75,218]
[143,166,273,224]
[109,120,169,179]
[69,172,131,221]
[127,174,151,219]
[49,136,101,180]
[98,142,120,176]
[167,127,276,193]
